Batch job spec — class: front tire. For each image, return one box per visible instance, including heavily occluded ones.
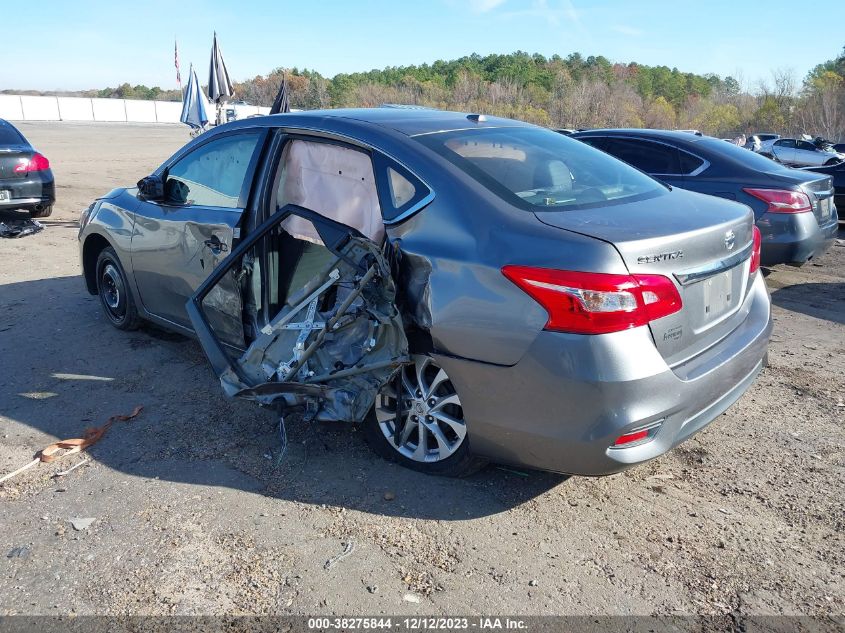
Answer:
[824,158,841,166]
[95,247,140,330]
[363,355,486,477]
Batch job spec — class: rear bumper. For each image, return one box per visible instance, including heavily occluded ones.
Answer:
[434,273,772,476]
[0,174,55,210]
[758,208,839,266]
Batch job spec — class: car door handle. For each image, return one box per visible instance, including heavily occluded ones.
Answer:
[203,237,229,253]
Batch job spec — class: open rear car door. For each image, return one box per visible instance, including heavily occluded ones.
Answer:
[186,203,409,423]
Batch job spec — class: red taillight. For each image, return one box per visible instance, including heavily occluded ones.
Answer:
[613,429,649,446]
[749,225,762,275]
[743,188,811,214]
[501,267,682,335]
[13,153,50,175]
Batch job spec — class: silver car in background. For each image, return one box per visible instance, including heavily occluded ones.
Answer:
[759,137,845,167]
[78,109,772,477]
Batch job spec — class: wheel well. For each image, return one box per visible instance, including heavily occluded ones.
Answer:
[82,234,111,295]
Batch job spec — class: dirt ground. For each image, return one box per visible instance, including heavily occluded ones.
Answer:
[0,122,843,621]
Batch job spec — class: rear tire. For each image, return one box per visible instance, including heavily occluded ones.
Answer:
[95,247,140,331]
[824,158,841,166]
[29,205,52,218]
[363,355,486,477]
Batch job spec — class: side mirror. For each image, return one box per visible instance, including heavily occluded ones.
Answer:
[137,175,164,201]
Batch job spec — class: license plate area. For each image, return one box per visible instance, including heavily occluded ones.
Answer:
[0,190,10,202]
[820,197,831,219]
[689,267,745,332]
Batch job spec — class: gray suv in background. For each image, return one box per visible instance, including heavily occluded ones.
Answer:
[78,109,772,476]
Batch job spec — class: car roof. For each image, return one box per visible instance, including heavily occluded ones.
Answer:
[572,128,713,144]
[572,127,806,175]
[229,108,535,137]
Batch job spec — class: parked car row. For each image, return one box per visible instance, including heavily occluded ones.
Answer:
[569,129,840,267]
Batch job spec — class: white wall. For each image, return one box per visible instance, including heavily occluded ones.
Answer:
[124,99,157,122]
[0,94,271,124]
[154,100,183,123]
[91,98,127,122]
[57,97,94,121]
[20,96,60,121]
[0,95,24,120]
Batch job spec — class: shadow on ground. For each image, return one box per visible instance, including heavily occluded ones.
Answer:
[0,208,79,231]
[770,281,845,325]
[0,275,566,520]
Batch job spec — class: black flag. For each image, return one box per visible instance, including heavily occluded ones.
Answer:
[270,73,291,115]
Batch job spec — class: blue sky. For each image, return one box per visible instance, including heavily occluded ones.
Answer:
[4,0,843,92]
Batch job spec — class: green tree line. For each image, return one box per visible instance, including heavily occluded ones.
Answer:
[235,48,845,140]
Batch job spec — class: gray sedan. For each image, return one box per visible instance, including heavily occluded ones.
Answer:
[78,109,772,477]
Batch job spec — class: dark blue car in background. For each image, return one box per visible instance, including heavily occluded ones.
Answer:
[572,129,839,267]
[0,118,55,218]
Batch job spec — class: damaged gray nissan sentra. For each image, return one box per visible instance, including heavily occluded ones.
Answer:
[78,109,772,477]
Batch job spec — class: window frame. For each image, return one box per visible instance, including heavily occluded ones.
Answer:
[159,128,268,210]
[372,152,434,223]
[602,134,710,178]
[578,134,710,178]
[262,130,435,227]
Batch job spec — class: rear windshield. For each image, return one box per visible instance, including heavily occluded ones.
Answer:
[698,137,795,172]
[415,127,665,211]
[0,125,24,145]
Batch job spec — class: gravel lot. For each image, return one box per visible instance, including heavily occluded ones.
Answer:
[0,122,843,623]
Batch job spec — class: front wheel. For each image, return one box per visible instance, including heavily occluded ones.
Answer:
[363,355,486,477]
[95,247,141,330]
[824,158,841,166]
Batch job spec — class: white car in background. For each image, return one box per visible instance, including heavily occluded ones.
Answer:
[759,138,845,167]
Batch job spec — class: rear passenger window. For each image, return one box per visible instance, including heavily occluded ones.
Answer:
[601,138,681,175]
[678,150,705,174]
[387,168,416,208]
[576,137,605,150]
[373,154,432,222]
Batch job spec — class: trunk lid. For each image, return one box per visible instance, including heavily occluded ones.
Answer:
[0,146,32,180]
[534,188,756,367]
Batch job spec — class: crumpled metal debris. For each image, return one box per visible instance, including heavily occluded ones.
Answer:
[0,219,44,238]
[220,234,409,423]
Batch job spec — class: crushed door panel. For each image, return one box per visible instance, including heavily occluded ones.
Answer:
[187,205,409,423]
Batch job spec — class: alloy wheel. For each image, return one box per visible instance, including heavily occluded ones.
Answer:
[375,355,467,463]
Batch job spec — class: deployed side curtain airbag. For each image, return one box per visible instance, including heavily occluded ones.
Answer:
[279,140,385,245]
